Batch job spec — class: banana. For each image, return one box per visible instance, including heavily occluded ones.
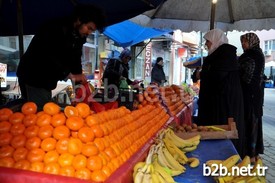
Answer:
[151,171,161,183]
[205,159,223,167]
[216,177,225,183]
[221,154,240,170]
[152,154,175,183]
[236,155,251,168]
[180,145,198,152]
[142,164,153,183]
[251,158,263,175]
[206,125,226,131]
[134,162,146,177]
[134,164,148,183]
[188,157,200,168]
[162,145,186,172]
[164,128,201,148]
[163,137,188,164]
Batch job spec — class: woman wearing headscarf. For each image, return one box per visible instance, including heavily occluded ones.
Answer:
[239,33,265,162]
[197,29,245,157]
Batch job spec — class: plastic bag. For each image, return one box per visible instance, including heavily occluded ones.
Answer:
[119,79,129,89]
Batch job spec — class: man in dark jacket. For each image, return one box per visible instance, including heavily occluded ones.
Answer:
[16,4,106,111]
[151,57,166,86]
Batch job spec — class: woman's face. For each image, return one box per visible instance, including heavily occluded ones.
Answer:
[205,40,212,51]
[241,38,249,51]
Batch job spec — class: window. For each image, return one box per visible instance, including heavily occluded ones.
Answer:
[264,39,275,51]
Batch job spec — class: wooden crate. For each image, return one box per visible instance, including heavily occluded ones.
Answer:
[174,118,238,140]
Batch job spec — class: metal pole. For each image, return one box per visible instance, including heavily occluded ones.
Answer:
[210,0,217,30]
[17,0,24,57]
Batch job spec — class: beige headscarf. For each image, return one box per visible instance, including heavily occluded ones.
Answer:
[204,29,228,55]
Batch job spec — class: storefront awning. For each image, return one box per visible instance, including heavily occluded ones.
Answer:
[103,20,173,47]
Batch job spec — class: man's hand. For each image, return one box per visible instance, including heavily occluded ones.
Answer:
[68,73,87,84]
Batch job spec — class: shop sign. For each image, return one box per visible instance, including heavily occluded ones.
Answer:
[0,63,7,87]
[144,43,152,77]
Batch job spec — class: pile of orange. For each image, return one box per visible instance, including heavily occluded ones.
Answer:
[0,101,169,182]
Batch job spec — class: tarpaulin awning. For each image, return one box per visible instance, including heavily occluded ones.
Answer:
[103,20,173,47]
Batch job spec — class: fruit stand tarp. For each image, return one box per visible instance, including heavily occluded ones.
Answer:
[174,139,239,183]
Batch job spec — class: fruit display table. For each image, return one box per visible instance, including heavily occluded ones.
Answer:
[174,139,238,183]
[173,101,193,126]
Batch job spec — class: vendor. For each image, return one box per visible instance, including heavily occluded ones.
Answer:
[16,4,106,111]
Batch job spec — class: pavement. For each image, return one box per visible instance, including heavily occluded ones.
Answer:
[261,88,275,183]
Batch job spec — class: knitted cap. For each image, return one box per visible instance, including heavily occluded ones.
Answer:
[119,48,131,59]
[156,57,163,63]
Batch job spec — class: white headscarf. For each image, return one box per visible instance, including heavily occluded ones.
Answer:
[203,29,228,55]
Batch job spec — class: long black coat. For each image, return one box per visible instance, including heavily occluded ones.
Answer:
[151,64,166,86]
[198,44,244,126]
[238,48,265,157]
[17,17,85,90]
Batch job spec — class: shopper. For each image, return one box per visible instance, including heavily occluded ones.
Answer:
[16,4,106,111]
[102,48,134,91]
[238,32,265,162]
[151,57,167,86]
[197,29,245,157]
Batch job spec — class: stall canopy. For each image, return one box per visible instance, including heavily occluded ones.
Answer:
[103,20,173,47]
[0,0,163,36]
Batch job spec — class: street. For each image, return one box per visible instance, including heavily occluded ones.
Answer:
[262,88,275,183]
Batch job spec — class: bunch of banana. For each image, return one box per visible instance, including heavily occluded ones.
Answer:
[162,136,188,165]
[133,144,156,183]
[212,155,266,183]
[155,142,186,174]
[206,125,226,131]
[163,128,201,152]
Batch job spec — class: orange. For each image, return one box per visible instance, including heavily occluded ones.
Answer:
[41,137,57,152]
[64,106,79,118]
[58,152,74,167]
[86,156,103,171]
[13,147,28,161]
[0,157,15,168]
[10,123,25,136]
[90,125,104,138]
[43,162,60,175]
[85,115,100,126]
[67,138,82,155]
[27,148,45,163]
[9,112,25,124]
[36,111,45,117]
[59,165,75,177]
[51,113,66,127]
[78,127,95,143]
[0,145,15,158]
[53,125,70,140]
[56,138,69,154]
[90,170,107,182]
[10,134,27,149]
[0,121,12,133]
[43,150,59,164]
[36,113,51,127]
[30,161,44,172]
[43,102,61,116]
[21,102,37,115]
[81,143,99,157]
[75,103,91,118]
[0,108,13,122]
[66,116,84,131]
[23,114,38,127]
[24,125,39,138]
[104,147,117,159]
[101,165,112,177]
[25,136,41,150]
[75,167,91,180]
[13,159,31,170]
[93,138,105,151]
[72,154,87,170]
[38,125,53,139]
[71,131,78,138]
